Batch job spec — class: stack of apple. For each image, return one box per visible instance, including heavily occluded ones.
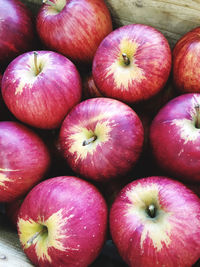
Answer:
[0,0,199,266]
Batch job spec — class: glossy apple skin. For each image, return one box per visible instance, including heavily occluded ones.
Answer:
[0,121,51,202]
[1,50,82,129]
[173,27,200,93]
[36,0,112,65]
[17,176,108,267]
[150,93,200,183]
[92,24,172,104]
[110,176,200,267]
[59,97,144,182]
[0,0,35,66]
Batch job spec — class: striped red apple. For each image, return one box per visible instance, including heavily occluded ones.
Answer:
[1,50,82,129]
[110,176,200,267]
[17,176,108,267]
[0,121,50,202]
[150,93,200,183]
[92,24,172,104]
[0,0,35,66]
[36,0,112,65]
[59,97,144,182]
[173,27,200,93]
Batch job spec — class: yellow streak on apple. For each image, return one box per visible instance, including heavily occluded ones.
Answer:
[105,38,146,90]
[14,53,51,95]
[170,119,199,145]
[126,183,172,252]
[18,209,78,263]
[0,173,11,187]
[0,168,19,171]
[68,119,115,163]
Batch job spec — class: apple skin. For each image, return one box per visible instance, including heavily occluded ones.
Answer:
[150,93,200,183]
[17,176,108,267]
[0,121,51,202]
[0,0,35,66]
[82,73,102,99]
[36,0,112,65]
[92,24,172,104]
[59,97,144,182]
[110,176,200,267]
[173,27,200,93]
[1,50,82,129]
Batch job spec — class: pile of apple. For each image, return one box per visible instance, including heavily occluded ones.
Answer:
[0,0,200,266]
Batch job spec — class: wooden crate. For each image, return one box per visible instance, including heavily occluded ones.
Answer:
[0,0,200,266]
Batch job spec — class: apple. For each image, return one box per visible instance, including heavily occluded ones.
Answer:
[0,0,35,66]
[1,50,82,129]
[110,176,200,267]
[36,0,113,65]
[59,97,144,182]
[17,176,108,267]
[92,24,172,104]
[150,93,200,183]
[82,73,102,99]
[0,121,51,202]
[173,27,200,93]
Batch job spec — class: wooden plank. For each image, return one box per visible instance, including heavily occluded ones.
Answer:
[105,0,200,47]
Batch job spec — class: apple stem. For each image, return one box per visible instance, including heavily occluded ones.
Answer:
[148,204,156,218]
[82,135,97,146]
[34,52,41,76]
[195,105,200,128]
[122,53,130,66]
[27,227,47,246]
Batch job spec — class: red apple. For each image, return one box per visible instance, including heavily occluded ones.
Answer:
[0,121,51,202]
[1,50,82,129]
[110,176,200,267]
[17,176,108,267]
[59,97,144,182]
[0,0,35,66]
[92,24,172,104]
[150,93,200,183]
[82,73,102,99]
[173,27,200,93]
[36,0,112,65]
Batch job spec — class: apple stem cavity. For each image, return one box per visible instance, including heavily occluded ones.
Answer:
[33,51,41,76]
[122,53,130,66]
[42,0,55,7]
[82,135,97,146]
[195,105,200,129]
[42,0,61,12]
[27,226,48,246]
[147,204,156,218]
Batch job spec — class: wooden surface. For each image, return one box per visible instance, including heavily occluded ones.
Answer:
[21,0,200,47]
